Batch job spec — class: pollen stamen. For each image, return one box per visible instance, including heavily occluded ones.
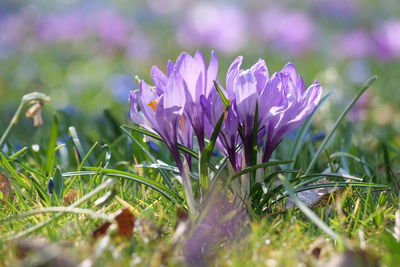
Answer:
[147,99,159,112]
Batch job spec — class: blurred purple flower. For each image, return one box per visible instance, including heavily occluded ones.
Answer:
[373,20,400,61]
[177,3,247,54]
[314,0,359,19]
[336,30,373,59]
[348,91,371,123]
[38,11,89,43]
[0,14,27,47]
[92,9,129,49]
[184,192,247,266]
[257,8,315,56]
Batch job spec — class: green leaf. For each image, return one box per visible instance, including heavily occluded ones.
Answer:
[84,167,183,203]
[9,146,28,161]
[199,111,225,189]
[45,115,58,176]
[53,167,64,198]
[250,102,259,188]
[68,126,86,162]
[213,80,230,109]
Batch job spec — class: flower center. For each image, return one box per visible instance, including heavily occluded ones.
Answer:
[179,116,185,130]
[147,99,159,112]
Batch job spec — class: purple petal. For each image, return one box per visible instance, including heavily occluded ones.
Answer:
[139,81,159,123]
[129,90,144,125]
[250,59,269,93]
[281,62,298,81]
[234,70,258,124]
[206,50,218,97]
[167,60,175,76]
[151,65,167,94]
[175,52,203,102]
[164,72,186,115]
[226,56,243,100]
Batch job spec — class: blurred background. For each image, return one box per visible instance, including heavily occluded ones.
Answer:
[0,0,399,154]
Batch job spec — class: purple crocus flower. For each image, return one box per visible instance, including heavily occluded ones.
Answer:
[223,57,322,164]
[225,56,270,167]
[335,29,373,59]
[201,89,242,171]
[261,63,322,161]
[129,71,196,212]
[151,51,218,151]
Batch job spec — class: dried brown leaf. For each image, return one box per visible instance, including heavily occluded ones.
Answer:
[115,208,135,237]
[63,189,77,205]
[91,222,112,239]
[0,173,13,202]
[91,208,135,239]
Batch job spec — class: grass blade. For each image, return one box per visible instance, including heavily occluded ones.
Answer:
[199,112,225,189]
[45,115,58,176]
[305,76,377,174]
[84,167,183,203]
[289,93,333,167]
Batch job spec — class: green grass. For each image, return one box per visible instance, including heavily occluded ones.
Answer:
[0,85,399,266]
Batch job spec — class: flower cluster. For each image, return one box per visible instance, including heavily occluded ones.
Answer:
[129,51,322,211]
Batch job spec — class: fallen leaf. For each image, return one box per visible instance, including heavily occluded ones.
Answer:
[92,222,112,239]
[91,208,135,238]
[115,208,135,237]
[64,189,77,205]
[0,173,13,202]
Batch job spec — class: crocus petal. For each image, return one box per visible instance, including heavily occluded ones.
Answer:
[226,56,243,100]
[250,59,269,93]
[234,70,258,124]
[164,72,186,115]
[175,52,202,101]
[281,62,298,82]
[151,65,167,94]
[167,60,175,76]
[139,81,159,124]
[129,90,144,125]
[206,50,218,96]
